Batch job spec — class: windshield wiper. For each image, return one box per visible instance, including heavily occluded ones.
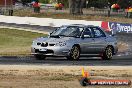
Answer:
[50,35,66,38]
[65,35,80,38]
[50,35,79,38]
[50,35,60,38]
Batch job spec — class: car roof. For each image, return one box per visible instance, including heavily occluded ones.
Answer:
[62,24,98,28]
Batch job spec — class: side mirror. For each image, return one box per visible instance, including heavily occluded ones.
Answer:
[81,35,91,38]
[84,35,90,38]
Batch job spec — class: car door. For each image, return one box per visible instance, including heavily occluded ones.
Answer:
[80,28,95,54]
[91,27,107,54]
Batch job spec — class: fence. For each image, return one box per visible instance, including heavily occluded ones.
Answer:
[41,8,129,18]
[0,5,32,15]
[0,5,131,18]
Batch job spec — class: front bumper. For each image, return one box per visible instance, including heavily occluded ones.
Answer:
[31,45,71,56]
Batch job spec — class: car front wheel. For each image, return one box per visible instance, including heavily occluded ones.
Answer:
[34,54,46,60]
[67,46,80,60]
[102,46,113,60]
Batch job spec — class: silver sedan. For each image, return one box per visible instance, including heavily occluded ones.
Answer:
[31,24,118,60]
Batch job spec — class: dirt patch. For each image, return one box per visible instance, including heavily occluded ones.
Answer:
[0,65,131,88]
[117,42,129,52]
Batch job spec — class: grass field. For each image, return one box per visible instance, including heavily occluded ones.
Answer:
[0,28,47,56]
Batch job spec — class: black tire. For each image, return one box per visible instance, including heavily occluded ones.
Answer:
[66,45,80,60]
[80,77,89,86]
[34,54,46,60]
[102,46,113,60]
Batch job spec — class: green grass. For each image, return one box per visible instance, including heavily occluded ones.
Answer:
[0,28,47,56]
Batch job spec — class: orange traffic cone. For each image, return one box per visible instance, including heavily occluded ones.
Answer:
[81,67,90,78]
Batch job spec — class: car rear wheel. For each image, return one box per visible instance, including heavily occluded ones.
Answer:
[102,46,113,60]
[67,45,80,60]
[34,54,46,60]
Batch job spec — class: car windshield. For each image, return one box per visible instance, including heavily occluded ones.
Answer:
[50,26,83,37]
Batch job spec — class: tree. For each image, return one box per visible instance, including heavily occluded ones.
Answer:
[21,0,32,3]
[117,0,132,8]
[87,0,109,8]
[39,0,49,3]
[69,0,86,15]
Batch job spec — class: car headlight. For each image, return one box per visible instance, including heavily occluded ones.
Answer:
[32,40,38,45]
[56,42,66,46]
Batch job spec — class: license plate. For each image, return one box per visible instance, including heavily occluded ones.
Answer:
[39,48,47,51]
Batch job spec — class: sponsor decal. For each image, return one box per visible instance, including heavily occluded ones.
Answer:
[79,68,131,86]
[90,80,130,85]
[101,21,132,33]
[116,23,132,33]
[109,22,117,31]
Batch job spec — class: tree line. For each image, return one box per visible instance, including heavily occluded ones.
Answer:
[20,0,132,8]
[19,0,132,15]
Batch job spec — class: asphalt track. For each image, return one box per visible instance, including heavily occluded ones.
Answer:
[0,55,131,66]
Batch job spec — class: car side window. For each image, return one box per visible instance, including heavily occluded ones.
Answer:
[92,27,106,38]
[82,28,92,38]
